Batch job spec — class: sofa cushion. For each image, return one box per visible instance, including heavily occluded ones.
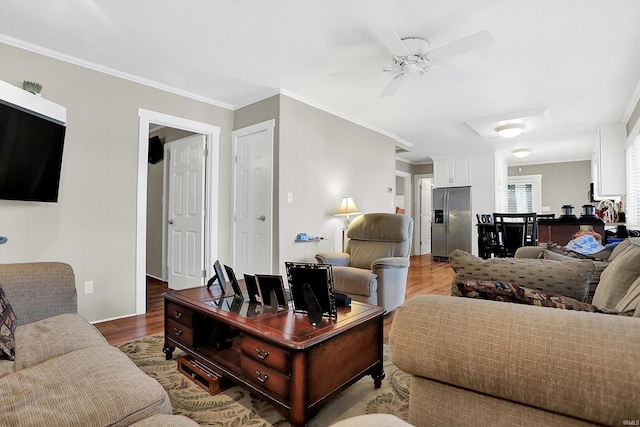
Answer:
[606,237,640,261]
[614,276,640,317]
[0,313,109,378]
[457,280,633,315]
[449,249,595,301]
[592,241,640,309]
[0,345,172,426]
[0,283,17,361]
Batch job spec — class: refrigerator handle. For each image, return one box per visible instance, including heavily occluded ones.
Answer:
[443,189,449,234]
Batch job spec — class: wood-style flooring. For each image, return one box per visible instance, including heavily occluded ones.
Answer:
[94,254,454,345]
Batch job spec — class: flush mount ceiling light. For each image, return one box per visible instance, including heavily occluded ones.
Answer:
[512,149,531,158]
[465,108,551,138]
[495,123,526,138]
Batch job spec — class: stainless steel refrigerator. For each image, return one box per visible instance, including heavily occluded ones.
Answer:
[432,186,472,260]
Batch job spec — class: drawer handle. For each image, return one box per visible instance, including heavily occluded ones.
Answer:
[174,327,183,336]
[256,348,269,360]
[174,311,183,319]
[256,370,268,383]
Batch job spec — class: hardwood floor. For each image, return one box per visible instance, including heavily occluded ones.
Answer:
[94,255,454,345]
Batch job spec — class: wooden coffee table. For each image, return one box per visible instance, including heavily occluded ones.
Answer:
[163,285,385,427]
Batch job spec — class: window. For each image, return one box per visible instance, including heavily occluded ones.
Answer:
[627,135,640,227]
[507,175,542,213]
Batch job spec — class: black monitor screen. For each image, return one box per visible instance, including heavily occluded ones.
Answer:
[0,100,66,202]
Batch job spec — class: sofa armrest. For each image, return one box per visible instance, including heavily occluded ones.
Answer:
[514,246,545,258]
[0,263,77,326]
[390,295,640,426]
[315,252,351,266]
[371,257,410,271]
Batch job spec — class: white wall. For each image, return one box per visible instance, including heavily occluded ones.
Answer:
[0,43,234,322]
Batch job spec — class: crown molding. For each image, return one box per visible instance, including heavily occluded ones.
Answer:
[279,88,413,152]
[0,34,234,110]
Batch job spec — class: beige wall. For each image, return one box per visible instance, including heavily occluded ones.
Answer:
[508,161,591,217]
[0,43,234,322]
[277,96,397,272]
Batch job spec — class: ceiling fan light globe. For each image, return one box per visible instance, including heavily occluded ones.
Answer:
[404,62,419,74]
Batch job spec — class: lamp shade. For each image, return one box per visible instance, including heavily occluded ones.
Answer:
[335,196,361,216]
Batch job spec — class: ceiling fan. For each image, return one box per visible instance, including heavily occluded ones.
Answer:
[333,26,495,97]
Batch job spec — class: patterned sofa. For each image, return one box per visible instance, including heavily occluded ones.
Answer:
[0,262,197,427]
[389,238,640,426]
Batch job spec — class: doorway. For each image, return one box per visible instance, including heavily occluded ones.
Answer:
[136,109,220,314]
[414,175,433,255]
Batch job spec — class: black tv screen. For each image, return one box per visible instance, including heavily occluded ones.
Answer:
[0,100,66,202]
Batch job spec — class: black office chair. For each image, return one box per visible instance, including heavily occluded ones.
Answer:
[493,213,538,257]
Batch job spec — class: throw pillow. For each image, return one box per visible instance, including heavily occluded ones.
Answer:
[456,280,634,316]
[0,282,17,361]
[449,249,595,302]
[592,241,640,309]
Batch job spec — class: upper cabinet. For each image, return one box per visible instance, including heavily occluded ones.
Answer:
[434,157,469,187]
[592,123,625,199]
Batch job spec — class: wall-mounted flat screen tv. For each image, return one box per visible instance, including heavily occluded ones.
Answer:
[0,100,66,202]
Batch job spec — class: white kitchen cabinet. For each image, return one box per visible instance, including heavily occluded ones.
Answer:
[434,157,469,187]
[592,123,625,199]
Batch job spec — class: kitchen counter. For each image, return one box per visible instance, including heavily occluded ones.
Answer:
[538,216,606,245]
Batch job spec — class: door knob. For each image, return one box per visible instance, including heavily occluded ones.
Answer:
[256,215,266,221]
[168,220,174,225]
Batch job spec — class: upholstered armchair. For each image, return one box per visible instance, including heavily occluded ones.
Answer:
[315,213,414,313]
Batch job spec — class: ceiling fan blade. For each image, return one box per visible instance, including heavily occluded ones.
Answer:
[372,26,410,57]
[380,74,406,97]
[428,30,495,61]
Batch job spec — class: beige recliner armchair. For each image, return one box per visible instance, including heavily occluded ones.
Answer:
[315,213,414,313]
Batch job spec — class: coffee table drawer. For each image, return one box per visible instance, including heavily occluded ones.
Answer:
[240,335,290,374]
[166,318,194,346]
[167,302,195,327]
[241,356,289,400]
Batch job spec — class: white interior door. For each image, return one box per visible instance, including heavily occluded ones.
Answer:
[232,120,274,275]
[167,134,206,289]
[420,178,433,254]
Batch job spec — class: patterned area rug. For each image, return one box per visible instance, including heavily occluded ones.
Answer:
[118,335,409,426]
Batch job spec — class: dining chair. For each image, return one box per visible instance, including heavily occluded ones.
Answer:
[493,212,538,257]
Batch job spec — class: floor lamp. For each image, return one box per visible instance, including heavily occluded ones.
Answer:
[335,196,362,252]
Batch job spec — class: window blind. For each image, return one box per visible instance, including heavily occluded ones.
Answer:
[507,183,533,213]
[627,135,640,228]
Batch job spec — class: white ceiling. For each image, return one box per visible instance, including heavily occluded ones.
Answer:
[2,0,640,165]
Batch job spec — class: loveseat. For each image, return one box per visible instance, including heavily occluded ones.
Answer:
[0,262,197,427]
[389,238,640,426]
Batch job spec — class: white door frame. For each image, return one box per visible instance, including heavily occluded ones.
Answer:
[137,109,220,315]
[231,119,275,274]
[414,173,434,255]
[395,170,412,249]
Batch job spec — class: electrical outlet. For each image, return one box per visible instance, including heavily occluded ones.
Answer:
[84,281,94,295]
